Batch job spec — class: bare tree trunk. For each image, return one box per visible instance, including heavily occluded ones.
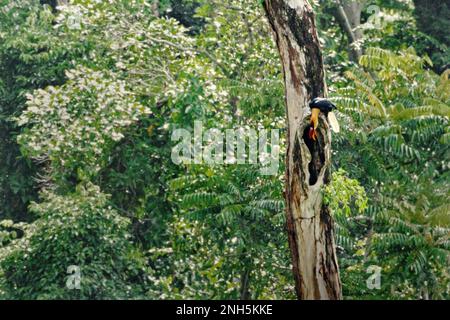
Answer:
[333,0,366,63]
[239,268,251,300]
[152,0,160,18]
[263,0,342,300]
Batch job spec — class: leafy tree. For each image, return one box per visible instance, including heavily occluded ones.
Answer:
[0,0,81,220]
[332,47,449,299]
[412,0,450,72]
[167,165,291,299]
[0,0,448,301]
[0,183,147,299]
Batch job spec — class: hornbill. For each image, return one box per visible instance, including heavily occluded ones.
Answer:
[308,98,340,140]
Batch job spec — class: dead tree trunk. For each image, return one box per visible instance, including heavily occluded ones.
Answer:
[151,0,160,18]
[263,0,342,300]
[333,0,366,63]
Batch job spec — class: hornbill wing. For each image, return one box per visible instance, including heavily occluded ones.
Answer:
[327,111,340,133]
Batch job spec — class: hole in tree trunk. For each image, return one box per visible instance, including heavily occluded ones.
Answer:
[303,125,325,185]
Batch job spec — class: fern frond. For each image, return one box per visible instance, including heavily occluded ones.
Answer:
[392,105,450,121]
[428,203,450,227]
[169,175,201,190]
[182,192,218,208]
[250,199,284,211]
[219,204,243,225]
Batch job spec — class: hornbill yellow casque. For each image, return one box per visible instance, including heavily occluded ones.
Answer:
[308,98,340,140]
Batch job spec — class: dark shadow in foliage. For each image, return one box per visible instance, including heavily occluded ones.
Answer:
[165,0,206,35]
[413,0,450,72]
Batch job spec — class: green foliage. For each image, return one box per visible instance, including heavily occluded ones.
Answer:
[165,165,293,299]
[0,183,146,299]
[0,0,82,220]
[412,0,450,72]
[17,67,151,179]
[0,0,448,301]
[324,169,368,217]
[369,195,450,299]
[332,47,449,299]
[333,47,449,172]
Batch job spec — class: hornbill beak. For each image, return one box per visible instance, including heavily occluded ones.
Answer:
[308,108,320,141]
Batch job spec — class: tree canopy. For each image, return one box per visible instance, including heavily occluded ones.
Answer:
[0,0,448,300]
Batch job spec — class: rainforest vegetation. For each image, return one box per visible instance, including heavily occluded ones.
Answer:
[0,0,448,300]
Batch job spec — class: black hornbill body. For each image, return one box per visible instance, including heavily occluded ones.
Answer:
[308,98,339,140]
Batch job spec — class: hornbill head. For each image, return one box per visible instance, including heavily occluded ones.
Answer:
[308,98,339,141]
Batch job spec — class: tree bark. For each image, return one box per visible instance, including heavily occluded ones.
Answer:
[333,0,366,63]
[152,0,160,18]
[239,268,251,300]
[263,0,342,300]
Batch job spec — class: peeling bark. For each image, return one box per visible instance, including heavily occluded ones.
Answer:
[264,0,342,300]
